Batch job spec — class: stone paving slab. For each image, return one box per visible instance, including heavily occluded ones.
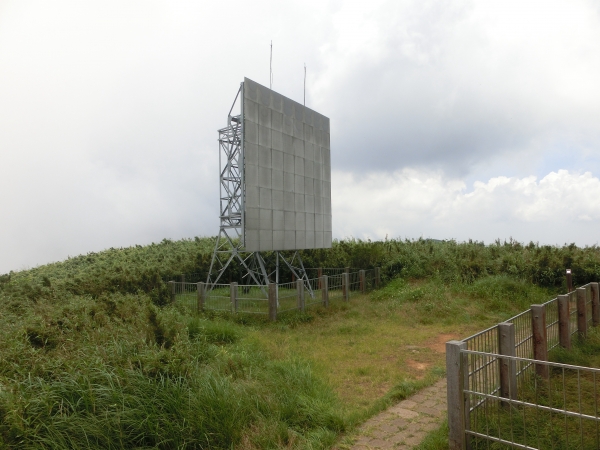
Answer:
[347,378,447,449]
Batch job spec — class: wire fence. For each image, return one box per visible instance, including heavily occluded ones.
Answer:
[448,281,600,450]
[168,268,381,319]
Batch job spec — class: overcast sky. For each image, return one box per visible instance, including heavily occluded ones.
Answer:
[2,0,600,273]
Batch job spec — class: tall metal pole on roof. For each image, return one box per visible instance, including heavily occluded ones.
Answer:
[270,41,273,90]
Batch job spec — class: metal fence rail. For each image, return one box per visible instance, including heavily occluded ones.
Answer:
[462,350,600,450]
[448,280,600,450]
[167,268,380,320]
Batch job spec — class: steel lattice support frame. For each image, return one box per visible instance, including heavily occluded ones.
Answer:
[206,84,312,296]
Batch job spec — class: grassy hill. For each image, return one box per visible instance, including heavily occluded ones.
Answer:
[1,237,599,448]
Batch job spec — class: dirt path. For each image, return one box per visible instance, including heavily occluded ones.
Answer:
[347,378,447,449]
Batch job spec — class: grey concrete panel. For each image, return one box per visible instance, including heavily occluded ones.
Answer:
[324,132,330,149]
[292,138,304,158]
[283,115,293,135]
[259,208,272,229]
[304,142,314,161]
[323,181,331,200]
[304,108,313,126]
[295,193,305,212]
[324,214,332,232]
[314,196,322,214]
[304,124,314,143]
[271,130,283,151]
[314,146,322,164]
[283,171,294,193]
[259,188,272,209]
[315,231,324,248]
[284,231,295,250]
[294,175,305,194]
[295,231,306,249]
[304,159,314,178]
[245,207,260,229]
[305,194,314,213]
[283,97,294,117]
[323,164,331,182]
[305,212,315,231]
[244,78,258,101]
[273,210,284,230]
[314,179,322,197]
[294,157,305,177]
[315,129,322,147]
[244,99,259,123]
[282,132,293,154]
[258,84,271,106]
[272,189,283,211]
[272,170,283,191]
[324,117,330,133]
[271,111,283,132]
[324,146,331,162]
[305,177,314,196]
[271,91,283,113]
[324,231,332,247]
[272,150,283,171]
[283,191,294,210]
[245,229,259,251]
[293,118,303,139]
[258,167,271,189]
[246,164,258,187]
[283,153,294,173]
[284,211,295,230]
[258,125,271,147]
[245,142,258,166]
[245,120,258,144]
[259,230,273,250]
[246,186,259,208]
[258,145,271,168]
[273,230,284,250]
[315,213,324,231]
[259,104,271,127]
[306,231,315,249]
[293,103,304,122]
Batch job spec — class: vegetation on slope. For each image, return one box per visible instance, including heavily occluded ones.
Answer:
[1,237,599,448]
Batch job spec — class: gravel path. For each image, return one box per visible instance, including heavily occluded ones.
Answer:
[348,378,447,449]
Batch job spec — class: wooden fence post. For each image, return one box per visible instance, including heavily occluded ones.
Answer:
[577,287,587,339]
[318,267,323,289]
[359,270,366,294]
[321,275,329,307]
[345,267,350,290]
[342,273,349,301]
[297,279,305,312]
[375,267,380,289]
[446,340,468,450]
[531,304,548,378]
[268,283,277,321]
[558,295,571,349]
[197,282,205,312]
[169,281,175,303]
[566,268,573,292]
[591,282,600,327]
[498,322,517,406]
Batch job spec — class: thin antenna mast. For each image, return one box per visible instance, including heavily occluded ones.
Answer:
[303,63,306,106]
[270,41,273,89]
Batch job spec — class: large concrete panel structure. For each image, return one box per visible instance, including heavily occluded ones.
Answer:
[207,78,331,289]
[242,78,332,251]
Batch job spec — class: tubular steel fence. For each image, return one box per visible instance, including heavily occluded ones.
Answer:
[167,268,381,321]
[447,280,600,450]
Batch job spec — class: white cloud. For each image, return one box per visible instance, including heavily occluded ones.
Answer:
[333,169,600,245]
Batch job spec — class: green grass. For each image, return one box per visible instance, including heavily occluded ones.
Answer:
[0,237,595,448]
